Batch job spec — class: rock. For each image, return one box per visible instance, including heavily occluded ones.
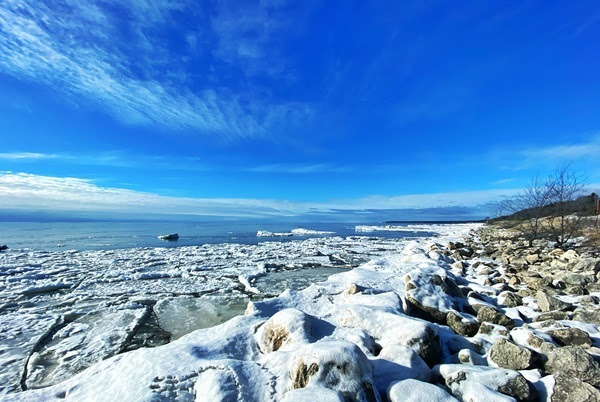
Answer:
[545,346,600,387]
[0,245,7,252]
[572,309,600,325]
[346,283,367,295]
[405,273,458,324]
[457,349,487,366]
[550,373,600,402]
[447,242,465,250]
[572,258,600,274]
[525,254,540,264]
[337,306,442,367]
[498,291,523,308]
[560,273,596,287]
[488,338,536,370]
[533,311,569,322]
[446,311,479,337]
[289,341,379,402]
[157,233,179,241]
[523,276,552,291]
[387,379,458,402]
[536,291,572,312]
[476,306,515,329]
[547,327,592,348]
[256,309,311,353]
[433,364,534,401]
[283,387,344,402]
[372,345,430,392]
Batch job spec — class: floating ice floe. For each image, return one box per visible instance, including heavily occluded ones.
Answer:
[256,228,335,237]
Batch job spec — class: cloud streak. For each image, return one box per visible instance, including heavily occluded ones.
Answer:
[0,0,309,139]
[0,172,519,219]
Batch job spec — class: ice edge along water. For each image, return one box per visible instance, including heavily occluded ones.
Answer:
[4,223,596,401]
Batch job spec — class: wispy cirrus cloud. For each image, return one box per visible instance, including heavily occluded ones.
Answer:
[0,0,310,140]
[0,152,58,160]
[0,172,520,219]
[246,163,353,174]
[522,134,600,160]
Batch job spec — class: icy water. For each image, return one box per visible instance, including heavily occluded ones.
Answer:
[0,221,434,251]
[0,221,443,394]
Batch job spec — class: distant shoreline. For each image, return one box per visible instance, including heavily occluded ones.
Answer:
[384,219,486,224]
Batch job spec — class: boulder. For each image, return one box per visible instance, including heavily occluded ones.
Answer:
[488,339,536,370]
[289,341,380,402]
[547,327,592,348]
[550,373,600,402]
[457,349,487,366]
[433,364,534,401]
[0,245,7,252]
[372,345,430,392]
[282,387,344,402]
[256,309,311,353]
[572,309,600,325]
[476,306,515,329]
[446,311,479,337]
[405,273,458,324]
[337,306,442,367]
[536,291,572,313]
[533,311,569,322]
[387,379,458,402]
[544,346,600,387]
[498,291,523,308]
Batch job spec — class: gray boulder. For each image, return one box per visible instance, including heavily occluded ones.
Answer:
[498,291,523,308]
[547,327,592,348]
[476,306,515,329]
[488,338,536,370]
[545,346,600,387]
[572,309,600,325]
[550,373,600,402]
[537,291,572,313]
[446,311,479,337]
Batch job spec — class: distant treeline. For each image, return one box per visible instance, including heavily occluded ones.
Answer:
[493,193,599,222]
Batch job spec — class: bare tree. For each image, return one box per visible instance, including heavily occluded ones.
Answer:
[544,164,585,246]
[514,175,553,247]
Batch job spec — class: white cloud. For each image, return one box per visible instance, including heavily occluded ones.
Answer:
[522,135,600,160]
[0,152,58,160]
[0,0,309,139]
[0,172,520,218]
[246,163,353,174]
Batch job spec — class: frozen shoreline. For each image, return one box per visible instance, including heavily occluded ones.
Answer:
[0,233,418,395]
[4,222,599,401]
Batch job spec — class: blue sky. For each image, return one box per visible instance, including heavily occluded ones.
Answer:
[0,1,599,220]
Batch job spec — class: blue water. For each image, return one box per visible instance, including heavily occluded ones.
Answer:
[0,221,436,252]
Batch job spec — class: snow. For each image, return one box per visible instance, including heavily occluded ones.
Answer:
[257,228,335,237]
[1,223,500,400]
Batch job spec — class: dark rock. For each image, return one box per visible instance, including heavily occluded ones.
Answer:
[446,311,479,337]
[547,328,592,348]
[0,245,7,252]
[498,291,523,308]
[476,306,515,329]
[533,311,570,322]
[488,339,536,370]
[157,233,179,241]
[545,346,600,387]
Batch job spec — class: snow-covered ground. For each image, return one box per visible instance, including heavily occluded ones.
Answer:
[0,231,438,395]
[9,222,589,401]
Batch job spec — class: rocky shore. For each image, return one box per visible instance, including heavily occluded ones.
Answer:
[5,223,600,402]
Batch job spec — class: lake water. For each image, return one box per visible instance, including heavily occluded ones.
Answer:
[0,221,436,251]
